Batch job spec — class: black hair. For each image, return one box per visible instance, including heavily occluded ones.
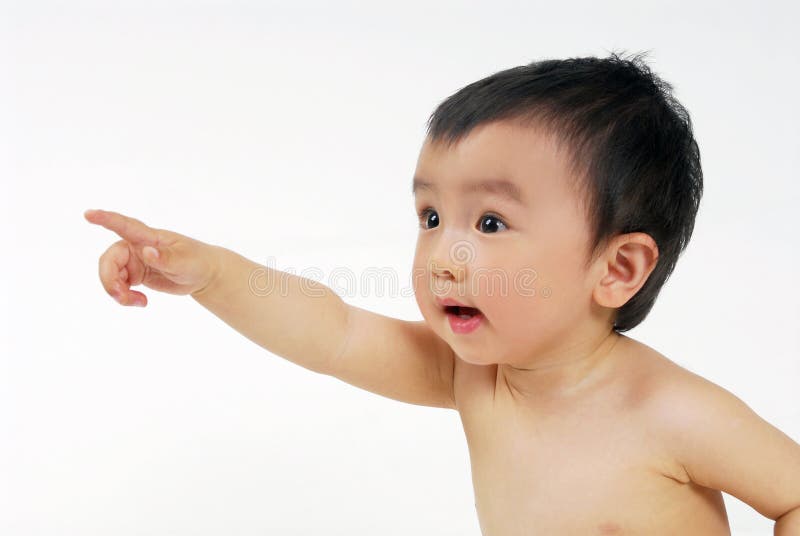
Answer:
[424,49,703,332]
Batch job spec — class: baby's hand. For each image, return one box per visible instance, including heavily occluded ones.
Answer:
[84,209,220,307]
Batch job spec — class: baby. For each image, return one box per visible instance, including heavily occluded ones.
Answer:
[85,52,800,535]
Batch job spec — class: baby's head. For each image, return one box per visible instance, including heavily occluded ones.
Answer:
[411,51,702,366]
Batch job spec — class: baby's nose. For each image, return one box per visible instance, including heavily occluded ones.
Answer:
[429,257,469,285]
[430,261,457,279]
[434,239,474,275]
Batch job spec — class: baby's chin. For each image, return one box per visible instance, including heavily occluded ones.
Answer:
[438,325,541,368]
[454,351,500,367]
[434,326,505,367]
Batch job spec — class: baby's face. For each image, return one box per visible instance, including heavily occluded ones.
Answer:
[412,120,605,366]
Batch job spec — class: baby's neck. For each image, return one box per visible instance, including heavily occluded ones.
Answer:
[498,329,624,406]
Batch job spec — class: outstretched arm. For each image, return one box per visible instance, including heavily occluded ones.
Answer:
[193,246,457,409]
[326,305,456,409]
[86,209,456,410]
[191,246,351,375]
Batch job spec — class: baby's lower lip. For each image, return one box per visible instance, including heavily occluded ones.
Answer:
[445,308,484,334]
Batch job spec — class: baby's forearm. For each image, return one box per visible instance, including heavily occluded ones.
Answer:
[190,245,349,374]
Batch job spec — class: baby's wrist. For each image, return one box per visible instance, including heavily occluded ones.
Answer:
[191,244,229,299]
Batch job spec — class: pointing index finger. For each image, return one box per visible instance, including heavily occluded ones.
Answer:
[84,209,159,245]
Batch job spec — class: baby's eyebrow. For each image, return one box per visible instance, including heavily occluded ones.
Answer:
[412,176,526,205]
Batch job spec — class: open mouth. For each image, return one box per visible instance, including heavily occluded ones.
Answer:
[443,304,484,334]
[444,305,482,319]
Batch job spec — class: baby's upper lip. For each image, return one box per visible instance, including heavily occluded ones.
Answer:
[435,296,476,309]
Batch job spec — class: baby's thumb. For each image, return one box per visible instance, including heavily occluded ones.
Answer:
[142,245,167,268]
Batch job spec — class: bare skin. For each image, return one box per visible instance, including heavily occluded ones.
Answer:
[86,119,800,534]
[456,333,731,535]
[408,120,798,533]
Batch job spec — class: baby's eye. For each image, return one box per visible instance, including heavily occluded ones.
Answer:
[418,208,439,230]
[478,213,508,234]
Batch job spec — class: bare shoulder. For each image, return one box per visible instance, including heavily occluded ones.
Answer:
[632,340,750,417]
[623,337,745,422]
[630,338,800,520]
[624,337,764,480]
[614,335,736,400]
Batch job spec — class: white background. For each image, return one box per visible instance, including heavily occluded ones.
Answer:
[2,1,798,534]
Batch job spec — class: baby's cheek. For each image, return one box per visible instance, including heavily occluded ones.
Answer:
[411,258,428,296]
[486,292,541,327]
[482,272,557,340]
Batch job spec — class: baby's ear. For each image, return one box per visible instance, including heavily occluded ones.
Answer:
[592,232,659,308]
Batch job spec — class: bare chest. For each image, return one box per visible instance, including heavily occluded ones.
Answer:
[456,370,730,535]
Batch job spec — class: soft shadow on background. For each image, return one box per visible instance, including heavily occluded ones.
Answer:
[2,1,798,534]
